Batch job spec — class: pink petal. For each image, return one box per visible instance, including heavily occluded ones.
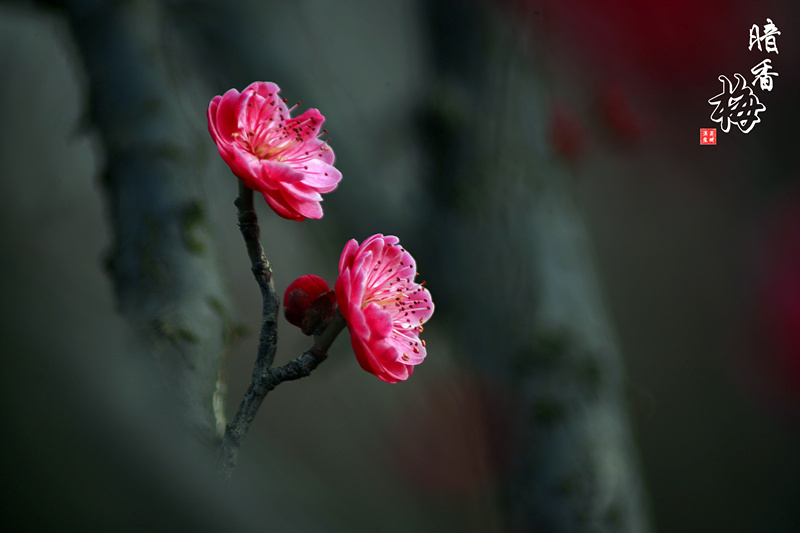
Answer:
[246,91,282,133]
[281,180,323,202]
[409,287,434,323]
[247,82,288,126]
[338,239,359,273]
[364,303,393,338]
[258,159,306,184]
[349,267,367,305]
[247,81,282,100]
[372,343,413,382]
[302,138,336,165]
[262,190,305,221]
[350,334,380,376]
[382,235,400,247]
[279,191,323,219]
[359,234,384,251]
[360,239,387,267]
[286,108,325,141]
[342,268,368,327]
[348,309,370,340]
[350,336,411,383]
[334,267,365,310]
[214,88,242,141]
[342,294,369,338]
[207,96,221,139]
[387,335,426,365]
[227,147,263,186]
[352,248,375,277]
[235,89,258,132]
[334,272,353,321]
[300,160,342,192]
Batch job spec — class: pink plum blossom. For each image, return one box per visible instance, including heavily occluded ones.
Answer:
[207,82,341,221]
[335,234,433,383]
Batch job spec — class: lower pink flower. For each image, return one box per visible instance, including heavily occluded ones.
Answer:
[335,234,434,383]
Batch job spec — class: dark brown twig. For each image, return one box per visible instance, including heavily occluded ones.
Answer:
[233,182,280,371]
[218,182,346,479]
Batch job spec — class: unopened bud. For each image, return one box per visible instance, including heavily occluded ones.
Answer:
[284,274,337,335]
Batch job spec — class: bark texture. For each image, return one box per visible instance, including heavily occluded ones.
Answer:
[421,3,652,532]
[63,0,231,448]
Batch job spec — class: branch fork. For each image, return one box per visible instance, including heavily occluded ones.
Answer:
[218,182,345,479]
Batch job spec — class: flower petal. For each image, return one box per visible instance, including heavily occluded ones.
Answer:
[295,159,342,192]
[280,191,323,219]
[211,88,241,142]
[281,181,323,203]
[338,239,359,274]
[258,159,306,184]
[261,190,305,221]
[247,81,281,100]
[364,303,393,339]
[286,108,325,142]
[350,334,411,384]
[302,138,337,165]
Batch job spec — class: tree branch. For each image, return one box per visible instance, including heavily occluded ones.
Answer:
[219,309,346,479]
[218,183,347,479]
[234,182,280,371]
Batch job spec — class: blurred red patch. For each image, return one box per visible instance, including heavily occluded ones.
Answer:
[597,85,647,144]
[385,368,518,497]
[549,102,588,161]
[521,0,747,89]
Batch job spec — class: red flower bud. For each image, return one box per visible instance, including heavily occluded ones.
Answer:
[283,274,337,335]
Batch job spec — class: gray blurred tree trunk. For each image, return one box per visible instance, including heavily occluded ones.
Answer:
[418,2,652,531]
[62,0,231,449]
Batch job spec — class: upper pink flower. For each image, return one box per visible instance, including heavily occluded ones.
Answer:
[335,234,434,383]
[207,82,342,221]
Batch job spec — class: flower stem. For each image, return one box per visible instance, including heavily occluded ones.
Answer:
[234,182,279,371]
[218,183,346,480]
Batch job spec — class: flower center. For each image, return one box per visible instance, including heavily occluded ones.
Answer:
[234,123,292,161]
[256,144,283,160]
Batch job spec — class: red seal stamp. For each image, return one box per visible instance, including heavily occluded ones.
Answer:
[700,128,717,145]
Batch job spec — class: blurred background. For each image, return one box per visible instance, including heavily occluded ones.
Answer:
[1,0,799,531]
